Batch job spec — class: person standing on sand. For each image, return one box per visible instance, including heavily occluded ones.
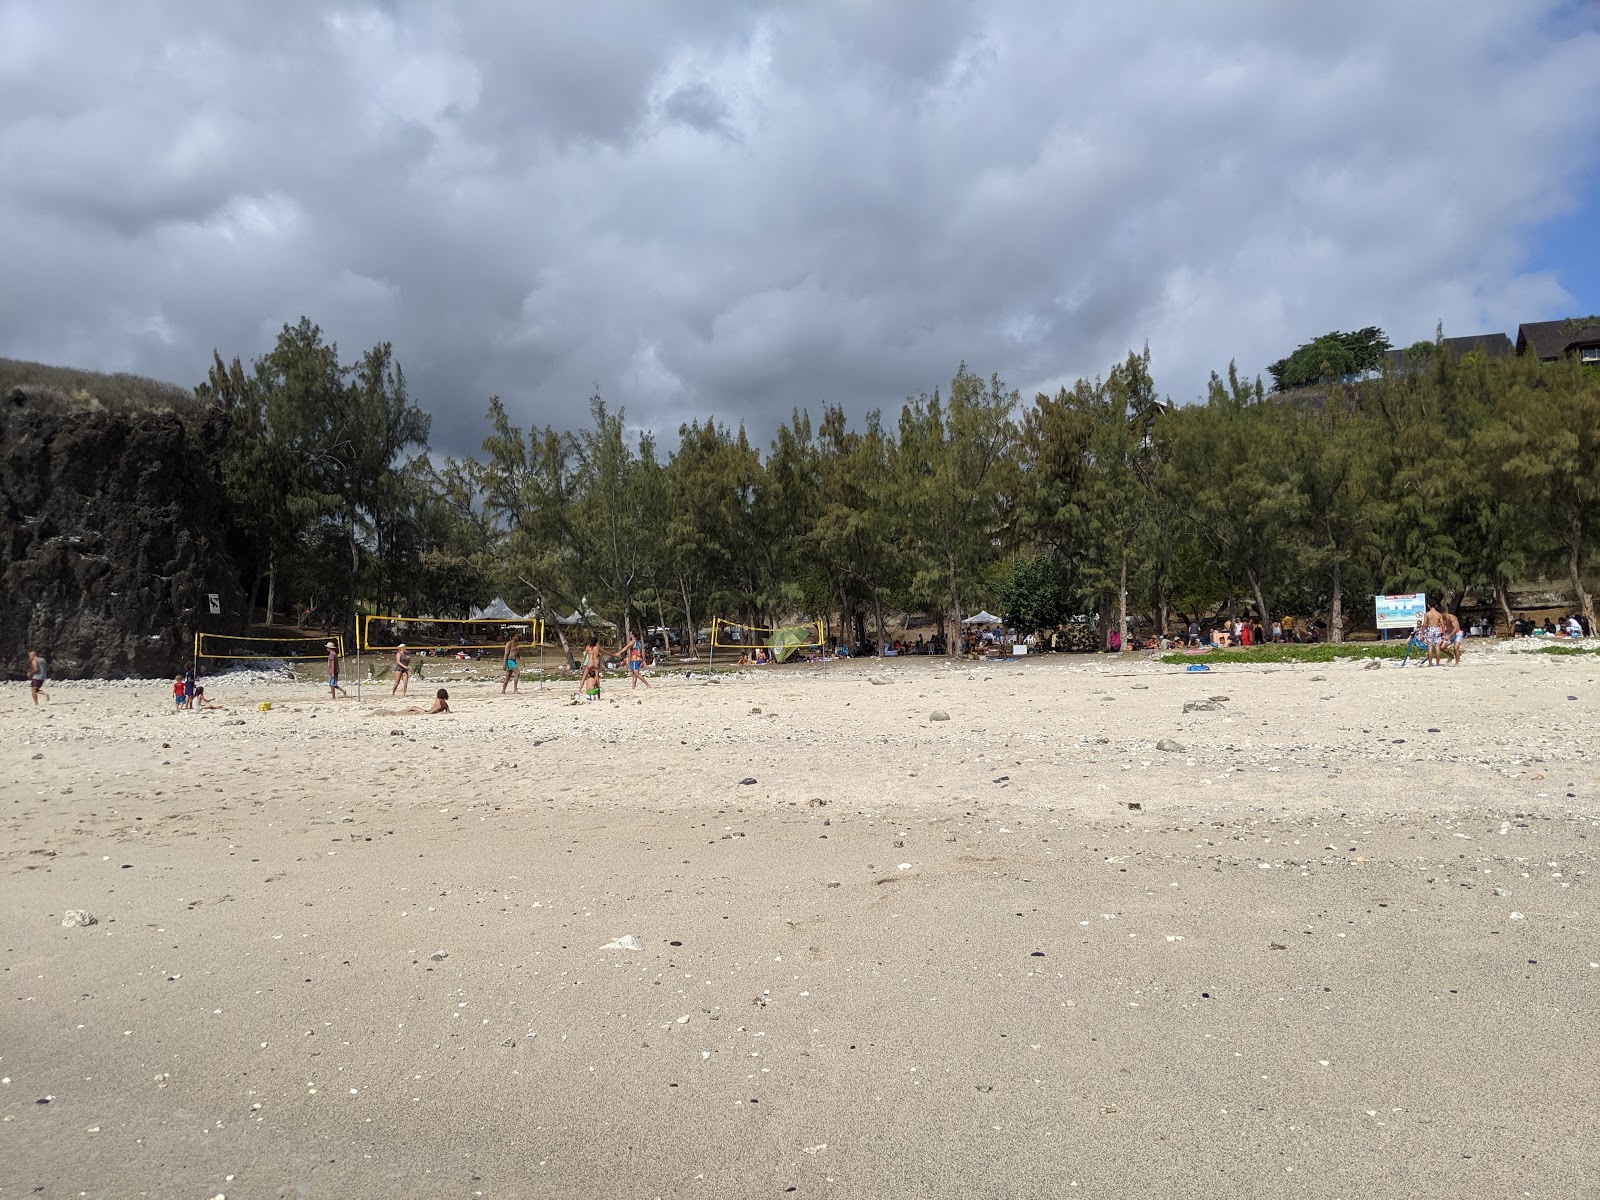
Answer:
[326,642,348,699]
[575,635,604,700]
[502,632,521,694]
[27,650,49,705]
[1446,610,1464,665]
[624,632,651,691]
[1422,600,1446,667]
[391,644,412,696]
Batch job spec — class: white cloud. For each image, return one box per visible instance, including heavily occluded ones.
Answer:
[1,0,1596,452]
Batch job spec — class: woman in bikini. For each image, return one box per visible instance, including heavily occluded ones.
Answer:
[391,644,412,696]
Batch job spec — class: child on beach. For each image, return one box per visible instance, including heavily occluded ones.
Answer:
[172,675,186,708]
[27,650,49,705]
[326,641,348,699]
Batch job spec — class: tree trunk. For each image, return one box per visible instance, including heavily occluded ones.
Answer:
[264,559,277,627]
[346,519,359,652]
[874,594,887,657]
[1494,577,1515,635]
[1118,554,1129,652]
[1570,526,1596,628]
[1330,560,1344,643]
[947,558,962,659]
[679,577,696,656]
[1246,571,1270,632]
[249,560,267,627]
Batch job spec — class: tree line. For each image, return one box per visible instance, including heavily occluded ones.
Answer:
[197,317,1600,659]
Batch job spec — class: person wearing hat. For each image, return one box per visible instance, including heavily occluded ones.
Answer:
[326,641,347,699]
[391,643,412,696]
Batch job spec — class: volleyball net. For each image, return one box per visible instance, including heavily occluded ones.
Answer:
[709,617,826,662]
[193,632,344,662]
[360,615,544,653]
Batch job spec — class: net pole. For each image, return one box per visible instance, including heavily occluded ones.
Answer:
[355,618,362,703]
[708,618,715,668]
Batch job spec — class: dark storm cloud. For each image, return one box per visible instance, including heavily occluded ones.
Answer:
[2,1,1597,457]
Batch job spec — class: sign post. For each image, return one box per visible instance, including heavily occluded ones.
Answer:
[1375,593,1427,639]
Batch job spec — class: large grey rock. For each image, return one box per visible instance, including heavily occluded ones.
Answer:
[0,383,247,678]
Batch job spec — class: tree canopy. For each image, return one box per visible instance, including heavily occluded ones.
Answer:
[196,317,1600,653]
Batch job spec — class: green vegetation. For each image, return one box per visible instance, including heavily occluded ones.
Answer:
[1159,643,1410,665]
[29,317,1593,662]
[1530,644,1600,656]
[1267,327,1391,391]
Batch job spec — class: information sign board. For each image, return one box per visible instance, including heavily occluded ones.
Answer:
[1374,593,1426,631]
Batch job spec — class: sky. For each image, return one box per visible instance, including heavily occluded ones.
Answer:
[3,1,1598,457]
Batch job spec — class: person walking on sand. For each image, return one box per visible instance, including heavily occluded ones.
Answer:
[391,643,412,696]
[502,632,521,694]
[325,641,348,699]
[27,650,49,705]
[1446,610,1464,665]
[624,632,652,691]
[1422,600,1446,667]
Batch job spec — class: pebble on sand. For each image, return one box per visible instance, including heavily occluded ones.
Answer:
[602,934,643,951]
[61,910,98,928]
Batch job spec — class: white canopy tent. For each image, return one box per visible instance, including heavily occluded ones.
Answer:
[550,609,616,630]
[962,611,1003,625]
[470,597,522,621]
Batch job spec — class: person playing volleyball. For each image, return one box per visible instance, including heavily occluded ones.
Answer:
[502,632,521,694]
[624,632,651,691]
[391,644,412,696]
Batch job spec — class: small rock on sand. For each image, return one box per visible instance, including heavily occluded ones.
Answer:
[602,934,643,951]
[1182,701,1220,713]
[930,711,951,722]
[1156,738,1185,752]
[61,910,97,928]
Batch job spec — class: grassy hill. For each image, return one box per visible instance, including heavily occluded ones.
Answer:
[1,357,198,413]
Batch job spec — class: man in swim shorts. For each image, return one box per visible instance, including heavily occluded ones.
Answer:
[1422,600,1446,667]
[391,644,412,696]
[1446,611,1464,665]
[503,632,520,694]
[326,641,348,699]
[28,650,49,705]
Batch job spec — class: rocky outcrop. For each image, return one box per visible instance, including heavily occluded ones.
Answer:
[1,383,245,678]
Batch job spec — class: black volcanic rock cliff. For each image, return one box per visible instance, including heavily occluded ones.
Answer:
[1,369,245,678]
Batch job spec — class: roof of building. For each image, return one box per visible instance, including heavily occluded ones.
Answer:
[1384,332,1513,368]
[1515,318,1600,360]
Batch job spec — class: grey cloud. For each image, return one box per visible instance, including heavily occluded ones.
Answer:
[2,1,1597,459]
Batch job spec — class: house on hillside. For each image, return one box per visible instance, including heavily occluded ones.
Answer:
[1384,333,1513,371]
[1515,318,1600,364]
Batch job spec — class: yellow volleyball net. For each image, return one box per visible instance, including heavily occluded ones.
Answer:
[709,617,825,662]
[360,615,544,653]
[193,632,344,662]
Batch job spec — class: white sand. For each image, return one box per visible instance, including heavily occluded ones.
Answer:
[4,644,1597,1197]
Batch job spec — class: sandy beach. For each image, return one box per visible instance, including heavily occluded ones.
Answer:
[4,645,1597,1198]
